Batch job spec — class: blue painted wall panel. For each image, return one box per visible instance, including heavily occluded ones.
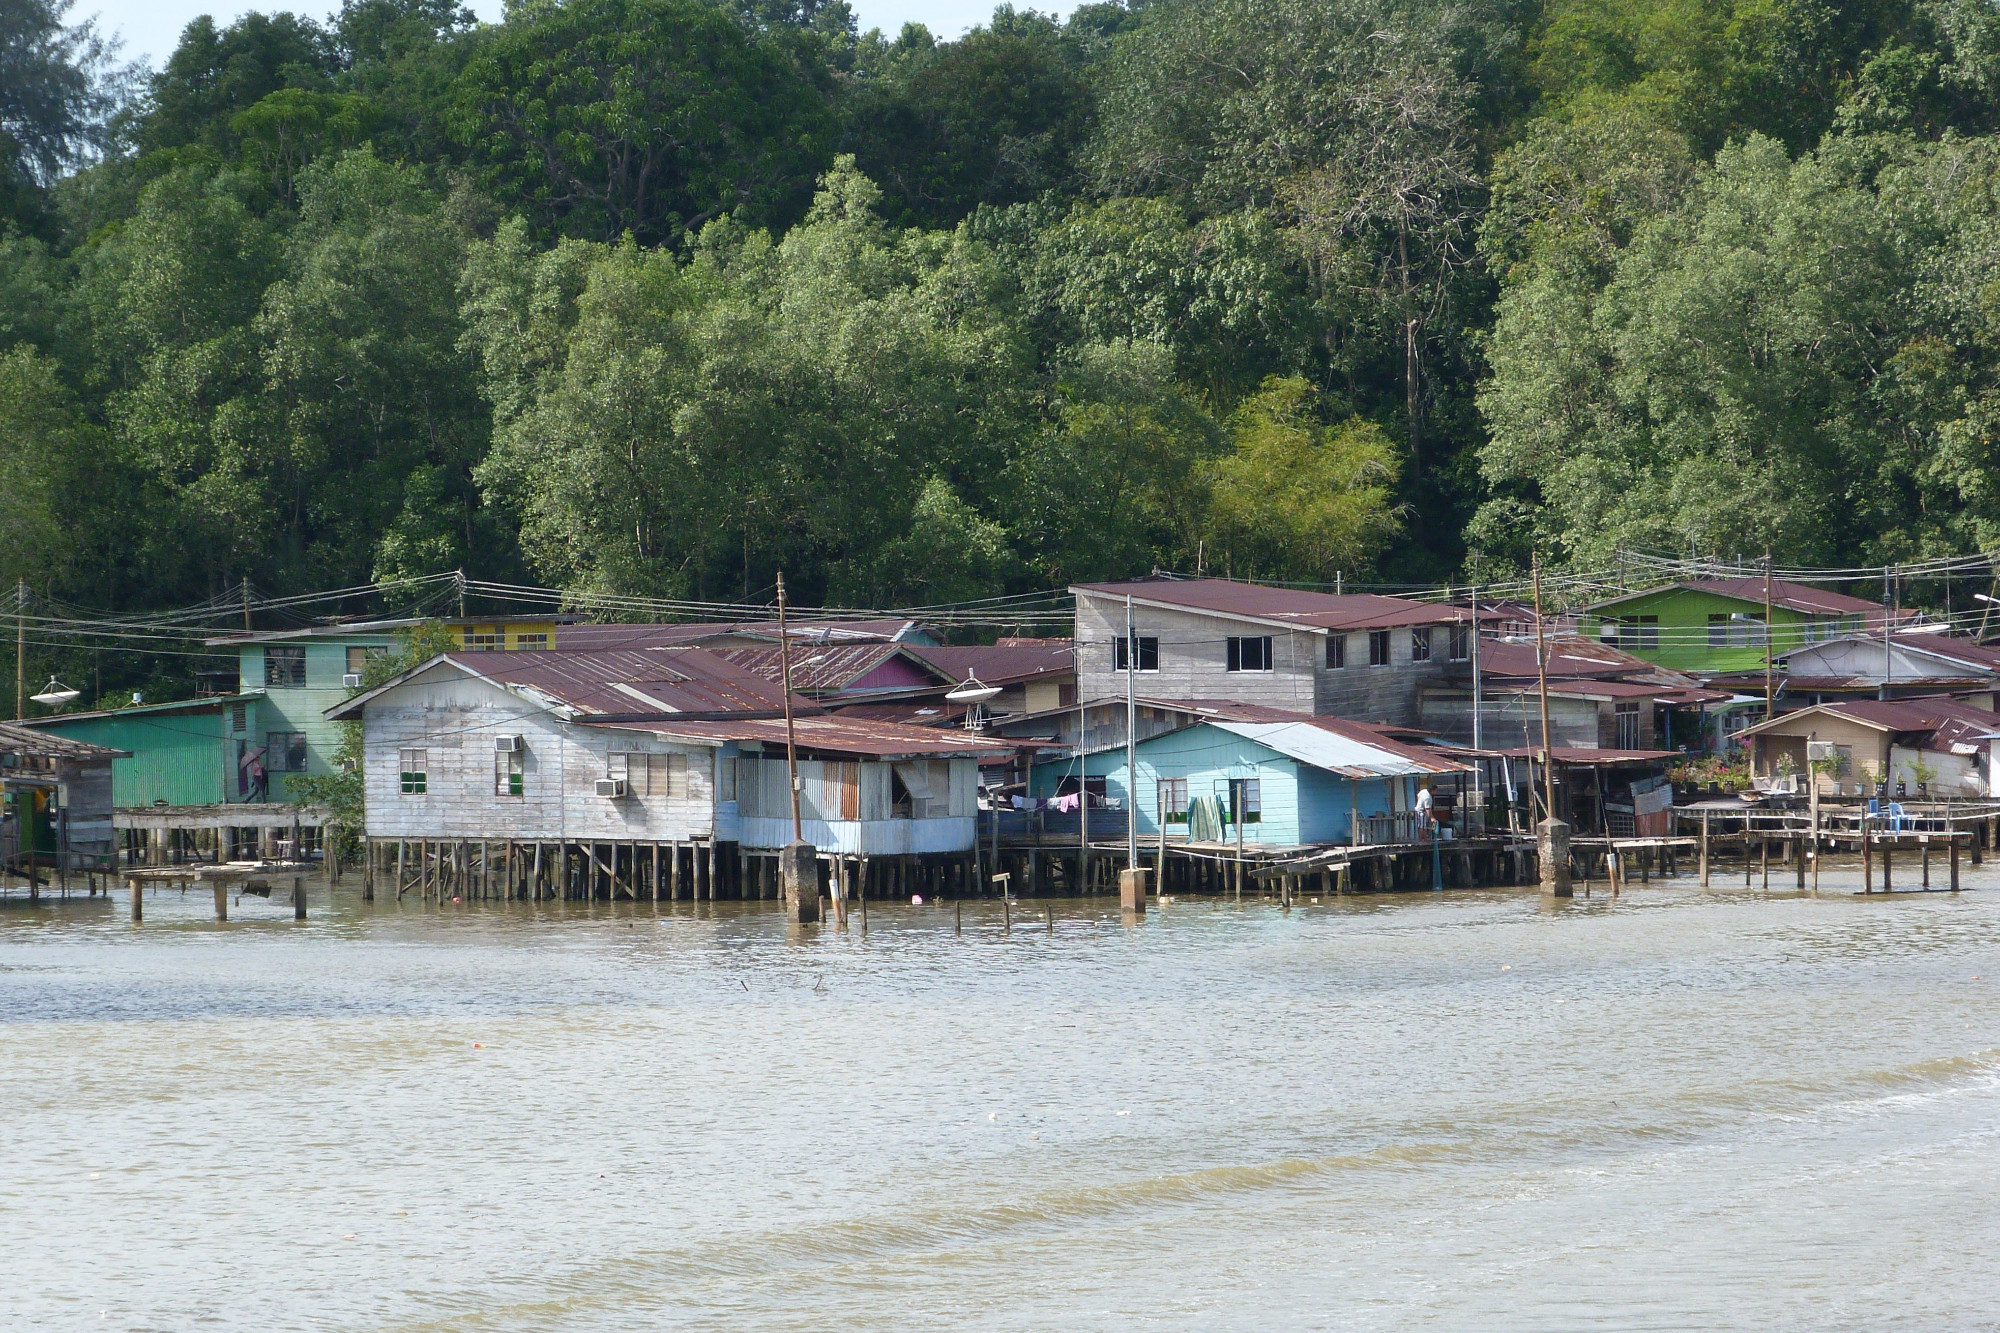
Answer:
[1031,722,1422,847]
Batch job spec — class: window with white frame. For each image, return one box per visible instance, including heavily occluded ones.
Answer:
[1226,635,1273,672]
[1113,634,1159,671]
[1222,777,1261,824]
[1615,702,1642,750]
[495,748,524,796]
[399,748,427,795]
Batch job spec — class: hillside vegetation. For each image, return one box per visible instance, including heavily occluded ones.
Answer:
[9,0,2000,654]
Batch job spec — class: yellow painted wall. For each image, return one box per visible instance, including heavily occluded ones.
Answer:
[445,621,560,651]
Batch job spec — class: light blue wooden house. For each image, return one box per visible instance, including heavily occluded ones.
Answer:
[1030,707,1470,847]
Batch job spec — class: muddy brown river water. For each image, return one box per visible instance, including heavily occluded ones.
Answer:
[4,863,1998,1330]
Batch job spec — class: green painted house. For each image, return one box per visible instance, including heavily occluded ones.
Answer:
[23,622,415,808]
[202,621,418,802]
[20,698,237,807]
[1577,578,1894,678]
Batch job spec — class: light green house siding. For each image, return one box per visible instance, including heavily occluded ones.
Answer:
[237,633,399,801]
[29,702,233,806]
[1577,588,1865,676]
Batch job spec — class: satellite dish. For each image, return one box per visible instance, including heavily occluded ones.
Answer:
[946,674,1001,704]
[30,677,80,707]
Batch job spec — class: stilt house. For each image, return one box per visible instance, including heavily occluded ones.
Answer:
[327,649,1016,895]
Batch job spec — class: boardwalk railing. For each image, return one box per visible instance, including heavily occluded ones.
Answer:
[1358,812,1432,845]
[991,807,1129,844]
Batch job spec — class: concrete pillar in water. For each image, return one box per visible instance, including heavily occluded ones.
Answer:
[1539,817,1573,898]
[780,841,819,924]
[1119,866,1148,914]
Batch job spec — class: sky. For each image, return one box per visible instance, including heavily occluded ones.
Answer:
[84,0,1029,69]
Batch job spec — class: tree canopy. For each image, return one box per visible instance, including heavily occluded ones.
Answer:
[11,0,2000,699]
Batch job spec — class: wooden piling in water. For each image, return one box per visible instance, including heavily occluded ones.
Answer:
[1699,812,1711,887]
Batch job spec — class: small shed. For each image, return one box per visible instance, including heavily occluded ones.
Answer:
[0,720,128,877]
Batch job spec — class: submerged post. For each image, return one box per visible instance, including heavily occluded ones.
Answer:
[1538,816,1572,898]
[780,841,819,924]
[1119,865,1147,914]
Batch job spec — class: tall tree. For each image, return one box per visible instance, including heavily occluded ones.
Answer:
[449,0,835,245]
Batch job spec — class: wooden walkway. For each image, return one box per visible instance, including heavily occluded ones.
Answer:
[122,860,318,921]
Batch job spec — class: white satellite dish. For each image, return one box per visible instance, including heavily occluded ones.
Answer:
[30,677,80,706]
[945,675,1001,704]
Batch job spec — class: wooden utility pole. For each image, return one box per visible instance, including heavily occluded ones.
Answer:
[1881,564,1895,701]
[14,578,24,720]
[1532,554,1556,819]
[1077,627,1089,893]
[775,572,825,924]
[1125,595,1138,869]
[1763,553,1775,718]
[777,572,802,843]
[1532,553,1572,897]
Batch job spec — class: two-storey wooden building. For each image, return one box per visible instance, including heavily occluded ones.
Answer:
[1070,578,1491,727]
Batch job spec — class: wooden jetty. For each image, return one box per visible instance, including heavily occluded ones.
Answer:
[122,860,318,921]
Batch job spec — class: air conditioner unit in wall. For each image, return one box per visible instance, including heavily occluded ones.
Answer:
[596,777,627,798]
[495,735,524,753]
[343,673,363,688]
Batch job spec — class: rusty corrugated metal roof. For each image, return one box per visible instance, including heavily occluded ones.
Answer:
[593,713,1019,758]
[555,619,925,650]
[1494,746,1676,764]
[716,643,944,692]
[440,648,802,716]
[906,642,1075,686]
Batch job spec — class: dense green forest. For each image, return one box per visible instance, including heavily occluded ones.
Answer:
[11,0,2000,676]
